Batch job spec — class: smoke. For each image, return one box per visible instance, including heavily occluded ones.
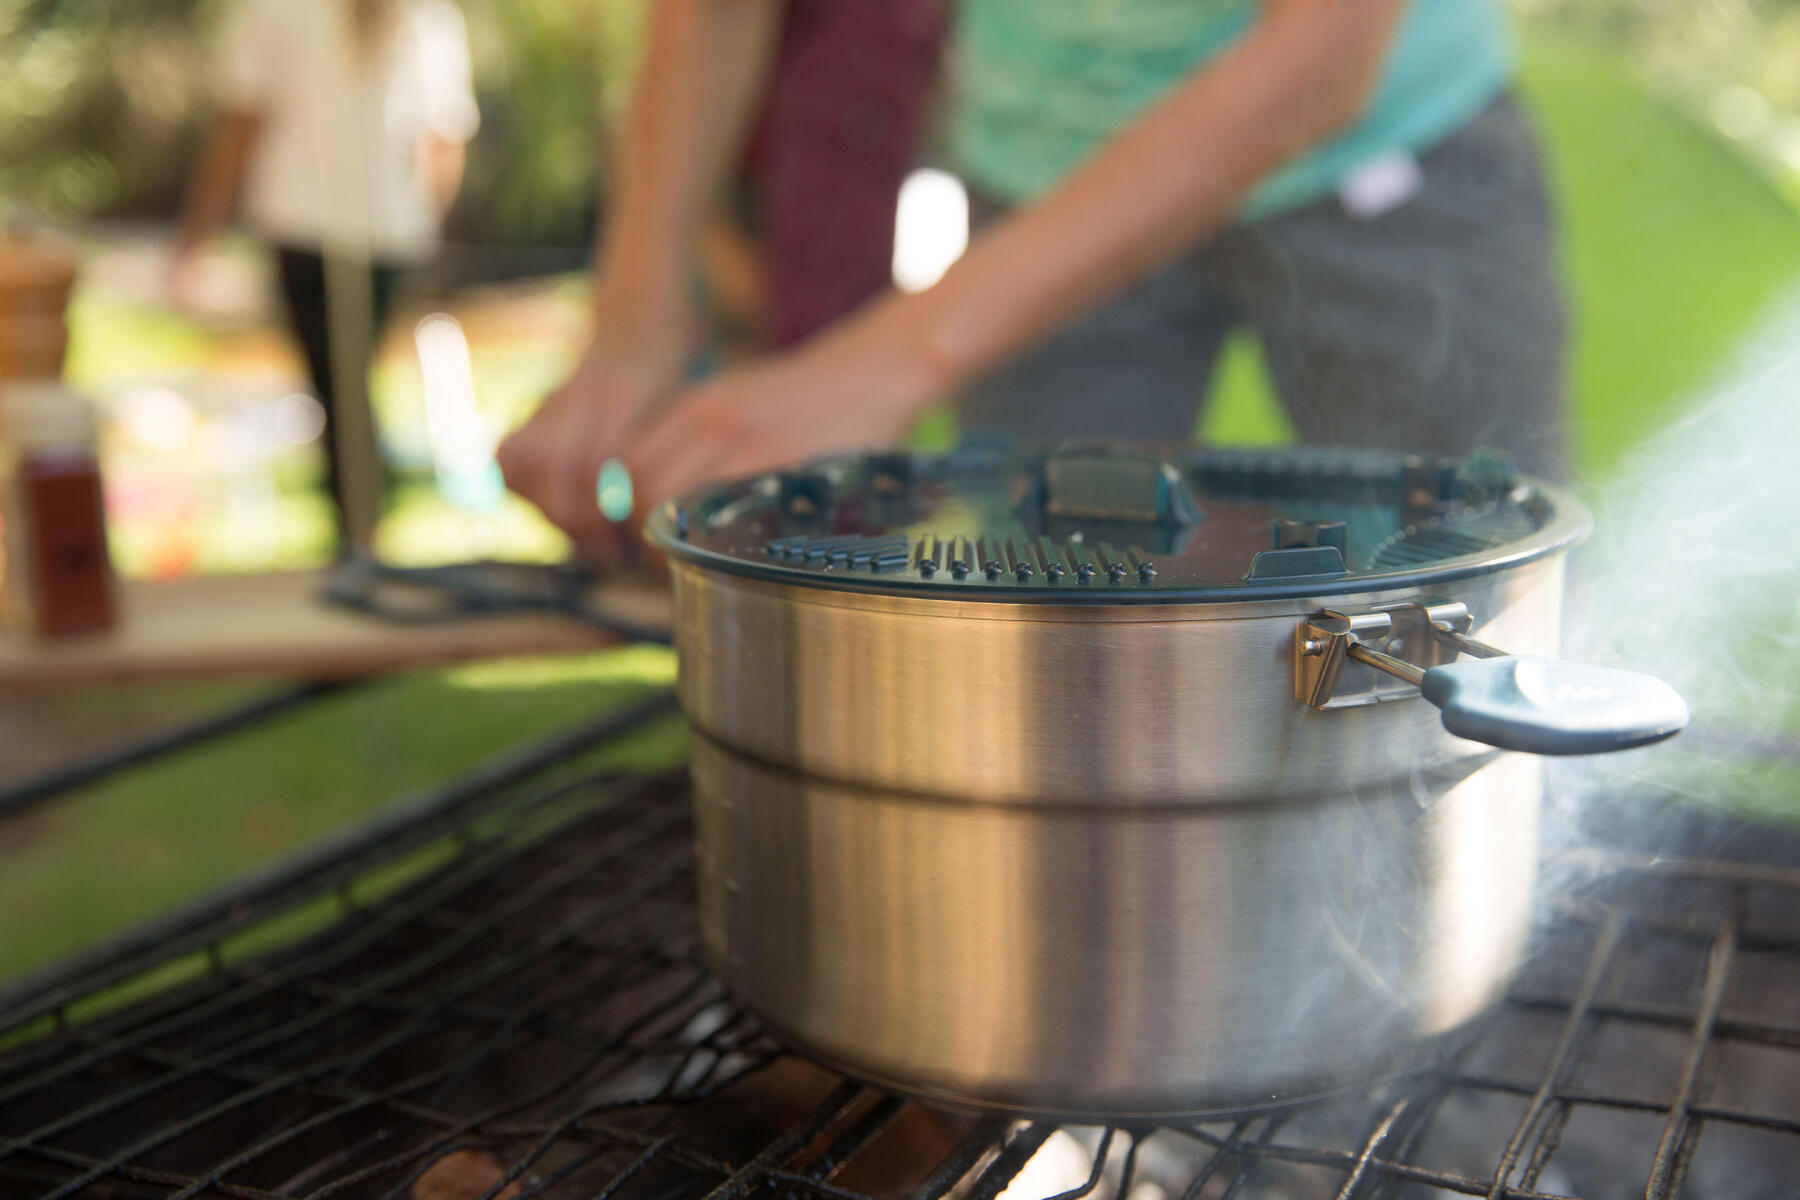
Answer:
[1549,279,1800,834]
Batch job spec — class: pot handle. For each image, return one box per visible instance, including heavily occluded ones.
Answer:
[1297,603,1689,756]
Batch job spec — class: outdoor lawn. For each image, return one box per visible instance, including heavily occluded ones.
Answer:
[3,29,1799,984]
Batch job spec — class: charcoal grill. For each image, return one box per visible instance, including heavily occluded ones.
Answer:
[2,690,1798,1199]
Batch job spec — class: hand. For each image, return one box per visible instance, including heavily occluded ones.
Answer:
[621,309,939,516]
[497,290,691,544]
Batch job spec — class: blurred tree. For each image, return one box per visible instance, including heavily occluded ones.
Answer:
[0,0,646,248]
[3,1,1794,245]
[449,0,633,248]
[1519,0,1800,111]
[1517,0,1800,197]
[0,0,216,219]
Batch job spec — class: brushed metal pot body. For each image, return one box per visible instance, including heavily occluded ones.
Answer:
[669,555,1567,1117]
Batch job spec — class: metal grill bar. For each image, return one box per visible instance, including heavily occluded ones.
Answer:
[8,785,684,1152]
[1505,994,1800,1050]
[905,1119,1007,1200]
[1331,1097,1416,1200]
[1450,1076,1800,1138]
[804,1096,910,1184]
[0,690,681,1028]
[703,1081,864,1200]
[2,709,1799,1200]
[1215,1120,1285,1200]
[1048,1127,1114,1200]
[965,1124,1056,1200]
[1642,919,1736,1200]
[1109,1134,1142,1200]
[22,806,690,1198]
[1486,913,1623,1199]
[1171,1118,1252,1200]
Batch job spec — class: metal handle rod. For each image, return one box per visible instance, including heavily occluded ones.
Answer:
[1346,640,1426,686]
[1349,624,1510,685]
[1431,624,1508,660]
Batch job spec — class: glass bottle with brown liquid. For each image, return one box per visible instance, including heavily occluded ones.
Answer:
[0,235,116,637]
[0,382,116,635]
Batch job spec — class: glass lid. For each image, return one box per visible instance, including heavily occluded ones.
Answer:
[644,441,1587,603]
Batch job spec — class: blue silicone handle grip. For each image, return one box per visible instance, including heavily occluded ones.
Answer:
[1419,655,1690,756]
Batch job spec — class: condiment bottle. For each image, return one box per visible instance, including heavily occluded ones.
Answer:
[0,233,115,636]
[0,379,116,636]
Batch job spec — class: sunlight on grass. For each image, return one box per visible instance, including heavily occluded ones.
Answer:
[1197,329,1296,447]
[65,295,212,384]
[446,643,677,691]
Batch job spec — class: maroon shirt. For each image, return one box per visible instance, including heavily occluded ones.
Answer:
[746,0,946,347]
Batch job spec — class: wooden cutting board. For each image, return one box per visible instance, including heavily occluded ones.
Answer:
[0,569,673,688]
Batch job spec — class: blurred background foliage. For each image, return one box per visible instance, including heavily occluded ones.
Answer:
[5,0,1792,243]
[1521,0,1800,111]
[0,0,646,246]
[6,0,1800,538]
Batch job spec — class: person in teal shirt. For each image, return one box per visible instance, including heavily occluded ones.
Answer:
[501,0,1567,541]
[955,0,1513,218]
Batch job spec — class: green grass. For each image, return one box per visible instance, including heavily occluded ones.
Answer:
[1519,37,1800,477]
[0,647,682,981]
[64,294,214,383]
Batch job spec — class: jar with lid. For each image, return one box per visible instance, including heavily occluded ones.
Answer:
[0,381,116,636]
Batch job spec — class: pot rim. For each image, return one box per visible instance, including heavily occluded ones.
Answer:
[647,474,1590,607]
[665,562,1568,626]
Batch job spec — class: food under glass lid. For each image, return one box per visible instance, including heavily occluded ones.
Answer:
[645,441,1588,603]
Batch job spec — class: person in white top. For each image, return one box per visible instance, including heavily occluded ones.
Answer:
[173,0,480,549]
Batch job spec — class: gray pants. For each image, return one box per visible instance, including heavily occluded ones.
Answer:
[959,95,1570,479]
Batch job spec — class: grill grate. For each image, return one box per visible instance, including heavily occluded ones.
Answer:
[3,700,1799,1199]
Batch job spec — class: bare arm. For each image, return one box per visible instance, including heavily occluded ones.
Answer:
[173,109,262,256]
[622,0,1411,508]
[892,0,1408,394]
[595,0,786,316]
[497,0,785,542]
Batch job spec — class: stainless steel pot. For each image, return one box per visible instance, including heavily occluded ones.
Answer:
[647,445,1686,1118]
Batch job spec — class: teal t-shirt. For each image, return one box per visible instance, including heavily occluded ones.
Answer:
[949,0,1515,219]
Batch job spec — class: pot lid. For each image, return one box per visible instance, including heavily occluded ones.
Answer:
[645,441,1588,603]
